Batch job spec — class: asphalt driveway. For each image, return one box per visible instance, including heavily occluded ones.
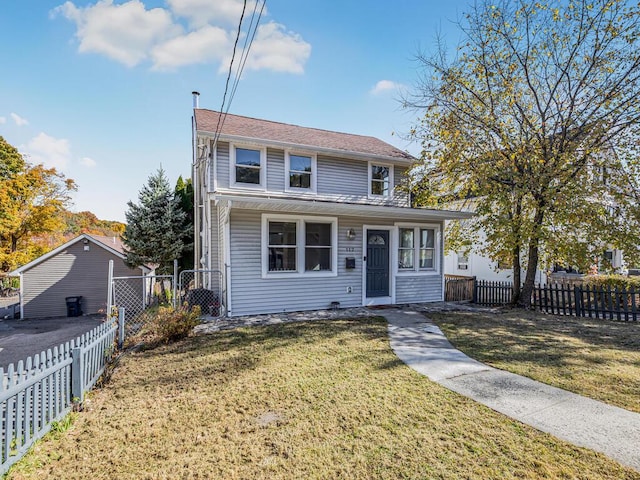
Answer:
[0,316,105,368]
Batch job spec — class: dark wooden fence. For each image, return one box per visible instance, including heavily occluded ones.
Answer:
[444,275,475,301]
[474,280,640,321]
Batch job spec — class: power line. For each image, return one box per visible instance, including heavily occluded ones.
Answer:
[227,0,266,113]
[211,0,248,147]
[212,0,267,149]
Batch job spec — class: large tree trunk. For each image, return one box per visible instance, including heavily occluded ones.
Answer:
[511,245,522,305]
[519,206,545,309]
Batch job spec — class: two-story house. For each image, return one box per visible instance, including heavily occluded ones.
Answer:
[191,100,472,317]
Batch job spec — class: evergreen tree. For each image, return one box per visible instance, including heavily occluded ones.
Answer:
[123,168,189,274]
[174,176,194,271]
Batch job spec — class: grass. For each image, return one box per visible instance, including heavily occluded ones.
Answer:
[8,317,639,479]
[432,309,640,413]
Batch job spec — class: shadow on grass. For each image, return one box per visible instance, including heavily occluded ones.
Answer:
[432,309,640,369]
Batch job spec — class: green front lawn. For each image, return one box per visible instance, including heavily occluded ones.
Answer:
[9,317,639,479]
[432,309,640,413]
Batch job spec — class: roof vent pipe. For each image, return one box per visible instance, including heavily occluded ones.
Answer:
[192,91,200,109]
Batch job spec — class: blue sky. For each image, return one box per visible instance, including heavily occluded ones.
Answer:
[0,0,468,222]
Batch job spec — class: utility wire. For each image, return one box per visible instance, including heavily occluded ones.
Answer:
[213,0,266,149]
[227,0,266,113]
[211,0,248,148]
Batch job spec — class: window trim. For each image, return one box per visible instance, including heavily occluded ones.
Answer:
[285,150,317,194]
[394,223,441,275]
[261,214,338,279]
[230,143,267,190]
[368,161,394,198]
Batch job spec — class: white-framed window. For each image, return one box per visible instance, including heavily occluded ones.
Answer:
[230,144,266,189]
[285,151,317,193]
[368,162,394,197]
[457,252,469,270]
[395,224,440,274]
[398,228,415,269]
[262,214,338,278]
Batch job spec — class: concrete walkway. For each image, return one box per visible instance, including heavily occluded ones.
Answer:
[384,309,640,472]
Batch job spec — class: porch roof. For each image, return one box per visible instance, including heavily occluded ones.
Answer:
[213,194,474,221]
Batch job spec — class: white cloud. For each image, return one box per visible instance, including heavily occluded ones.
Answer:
[151,25,229,70]
[10,112,29,126]
[52,0,180,67]
[53,1,310,74]
[230,22,311,75]
[0,117,6,124]
[167,0,264,28]
[370,80,405,95]
[79,157,97,168]
[23,133,72,170]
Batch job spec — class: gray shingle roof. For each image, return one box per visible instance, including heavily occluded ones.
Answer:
[194,109,415,162]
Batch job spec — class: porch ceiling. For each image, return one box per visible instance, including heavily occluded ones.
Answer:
[213,194,473,221]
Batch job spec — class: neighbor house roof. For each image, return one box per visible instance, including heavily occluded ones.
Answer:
[7,234,152,276]
[87,234,126,255]
[194,109,415,163]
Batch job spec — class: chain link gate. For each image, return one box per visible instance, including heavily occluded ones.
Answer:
[178,270,224,318]
[110,274,175,337]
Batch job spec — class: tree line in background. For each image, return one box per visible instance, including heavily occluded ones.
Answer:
[0,136,194,276]
[406,0,640,308]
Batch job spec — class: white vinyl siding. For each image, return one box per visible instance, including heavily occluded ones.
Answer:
[209,139,411,206]
[266,148,285,192]
[214,141,229,190]
[230,211,363,316]
[396,275,443,303]
[317,155,368,197]
[226,211,446,316]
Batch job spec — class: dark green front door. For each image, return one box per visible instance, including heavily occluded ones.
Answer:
[366,230,389,298]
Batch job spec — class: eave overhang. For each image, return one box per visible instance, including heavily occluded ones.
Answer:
[212,194,473,222]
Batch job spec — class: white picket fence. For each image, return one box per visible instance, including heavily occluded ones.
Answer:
[0,319,117,475]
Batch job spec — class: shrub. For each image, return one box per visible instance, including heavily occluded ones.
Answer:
[142,305,201,345]
[583,274,640,290]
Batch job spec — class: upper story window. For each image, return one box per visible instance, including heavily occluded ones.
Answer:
[231,144,266,189]
[285,152,317,192]
[369,162,393,197]
[396,224,440,274]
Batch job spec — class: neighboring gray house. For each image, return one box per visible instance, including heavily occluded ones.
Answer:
[192,99,472,317]
[8,234,151,319]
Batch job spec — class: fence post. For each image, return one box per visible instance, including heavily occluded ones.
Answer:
[472,277,478,304]
[106,259,114,316]
[71,347,84,403]
[118,307,125,349]
[574,285,582,317]
[173,259,178,309]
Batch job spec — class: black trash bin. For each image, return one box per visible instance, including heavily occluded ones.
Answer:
[65,296,83,317]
